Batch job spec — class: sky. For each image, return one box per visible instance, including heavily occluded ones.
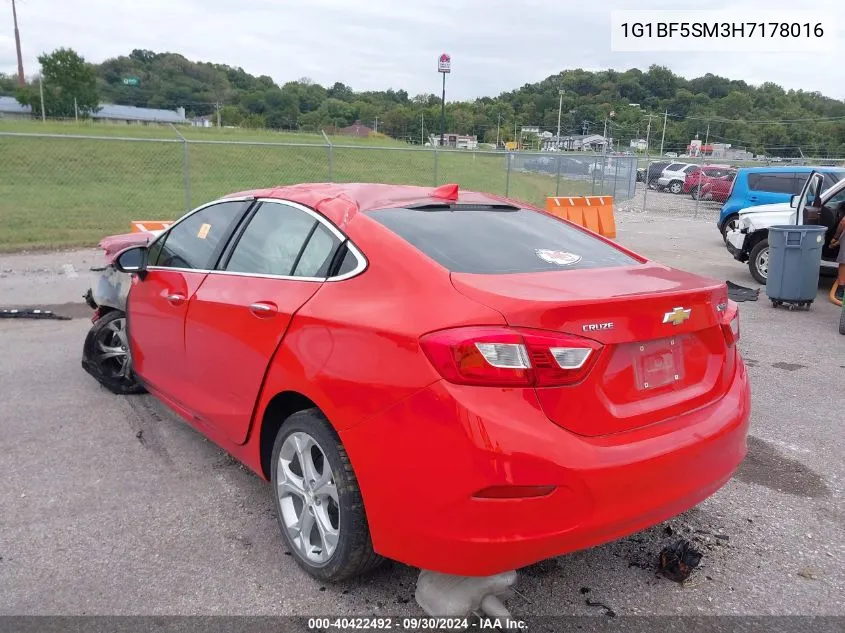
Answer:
[2,0,843,100]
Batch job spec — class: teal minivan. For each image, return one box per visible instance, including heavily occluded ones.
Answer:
[717,166,845,239]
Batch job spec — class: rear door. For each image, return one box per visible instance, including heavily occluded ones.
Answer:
[183,200,345,444]
[128,199,249,402]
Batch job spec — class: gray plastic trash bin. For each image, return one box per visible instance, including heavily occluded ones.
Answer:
[766,225,827,308]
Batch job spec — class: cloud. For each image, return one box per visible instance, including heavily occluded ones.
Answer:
[2,0,843,100]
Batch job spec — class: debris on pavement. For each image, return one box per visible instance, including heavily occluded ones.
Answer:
[726,280,760,302]
[0,308,71,320]
[585,598,616,617]
[658,539,703,583]
[797,568,819,580]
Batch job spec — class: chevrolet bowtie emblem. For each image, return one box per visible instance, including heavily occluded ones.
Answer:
[663,307,691,326]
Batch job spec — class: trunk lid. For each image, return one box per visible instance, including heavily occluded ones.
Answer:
[451,263,734,436]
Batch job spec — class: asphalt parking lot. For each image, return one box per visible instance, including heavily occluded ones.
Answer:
[1,209,843,619]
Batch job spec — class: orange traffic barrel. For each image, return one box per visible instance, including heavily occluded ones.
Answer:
[545,196,616,239]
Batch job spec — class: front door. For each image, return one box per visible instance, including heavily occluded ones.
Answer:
[127,199,249,404]
[183,200,344,444]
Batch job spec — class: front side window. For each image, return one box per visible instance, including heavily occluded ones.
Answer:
[225,202,341,277]
[149,201,245,269]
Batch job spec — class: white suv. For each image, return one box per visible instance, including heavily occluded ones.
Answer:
[658,163,698,194]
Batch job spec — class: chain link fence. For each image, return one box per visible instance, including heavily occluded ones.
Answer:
[0,130,640,251]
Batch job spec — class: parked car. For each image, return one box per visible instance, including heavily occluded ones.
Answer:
[698,172,736,203]
[725,171,845,283]
[636,160,671,186]
[658,163,700,194]
[683,165,735,198]
[665,152,678,158]
[83,183,750,582]
[716,166,845,240]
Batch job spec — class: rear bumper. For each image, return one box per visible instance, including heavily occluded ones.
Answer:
[341,356,751,576]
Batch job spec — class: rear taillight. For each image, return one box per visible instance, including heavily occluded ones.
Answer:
[719,300,740,346]
[419,326,602,387]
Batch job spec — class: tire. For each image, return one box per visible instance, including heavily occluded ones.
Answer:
[271,408,383,582]
[669,180,683,194]
[689,186,700,199]
[748,239,769,285]
[720,214,739,243]
[81,310,145,395]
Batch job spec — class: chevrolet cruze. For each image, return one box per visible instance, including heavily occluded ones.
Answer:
[83,182,751,581]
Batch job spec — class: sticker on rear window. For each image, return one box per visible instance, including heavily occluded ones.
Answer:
[535,249,582,266]
[197,223,211,239]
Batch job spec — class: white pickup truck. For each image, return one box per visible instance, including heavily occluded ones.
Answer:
[725,172,845,283]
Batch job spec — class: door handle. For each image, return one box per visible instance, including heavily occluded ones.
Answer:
[249,302,278,317]
[165,293,186,305]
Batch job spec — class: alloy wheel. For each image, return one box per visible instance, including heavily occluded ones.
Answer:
[276,431,340,565]
[96,317,131,380]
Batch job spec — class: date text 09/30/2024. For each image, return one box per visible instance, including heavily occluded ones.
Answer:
[307,617,528,630]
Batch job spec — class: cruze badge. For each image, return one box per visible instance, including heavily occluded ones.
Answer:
[583,322,614,332]
[663,307,691,326]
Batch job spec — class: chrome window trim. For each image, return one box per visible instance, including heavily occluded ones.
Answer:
[146,196,368,283]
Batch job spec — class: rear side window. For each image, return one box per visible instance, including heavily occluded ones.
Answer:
[665,163,685,171]
[368,208,639,274]
[748,173,795,194]
[683,165,699,173]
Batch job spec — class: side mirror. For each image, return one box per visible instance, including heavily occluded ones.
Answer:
[790,194,799,208]
[114,245,148,278]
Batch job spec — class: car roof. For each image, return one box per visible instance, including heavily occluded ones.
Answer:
[739,165,845,174]
[221,183,524,229]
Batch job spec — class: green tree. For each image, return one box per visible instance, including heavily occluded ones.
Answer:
[17,48,99,118]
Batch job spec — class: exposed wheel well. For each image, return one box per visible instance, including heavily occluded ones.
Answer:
[746,229,769,250]
[259,391,319,479]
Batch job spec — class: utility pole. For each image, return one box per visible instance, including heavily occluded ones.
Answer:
[556,89,565,150]
[703,121,710,160]
[644,114,654,157]
[12,0,25,85]
[420,112,424,145]
[659,110,668,156]
[38,76,45,121]
[374,116,379,134]
[496,112,501,149]
[514,121,518,150]
[216,100,221,127]
[74,97,78,123]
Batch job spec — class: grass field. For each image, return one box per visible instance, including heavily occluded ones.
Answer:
[1,120,598,251]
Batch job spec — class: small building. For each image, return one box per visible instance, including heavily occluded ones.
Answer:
[339,120,374,137]
[0,96,33,119]
[429,133,478,150]
[91,104,187,125]
[192,115,214,128]
[545,134,610,152]
[629,138,648,151]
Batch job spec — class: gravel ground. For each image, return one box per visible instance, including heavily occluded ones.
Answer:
[0,213,843,621]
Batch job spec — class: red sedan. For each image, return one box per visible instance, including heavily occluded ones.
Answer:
[92,183,750,581]
[683,165,735,197]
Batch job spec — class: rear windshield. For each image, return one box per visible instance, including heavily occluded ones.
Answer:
[367,208,639,274]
